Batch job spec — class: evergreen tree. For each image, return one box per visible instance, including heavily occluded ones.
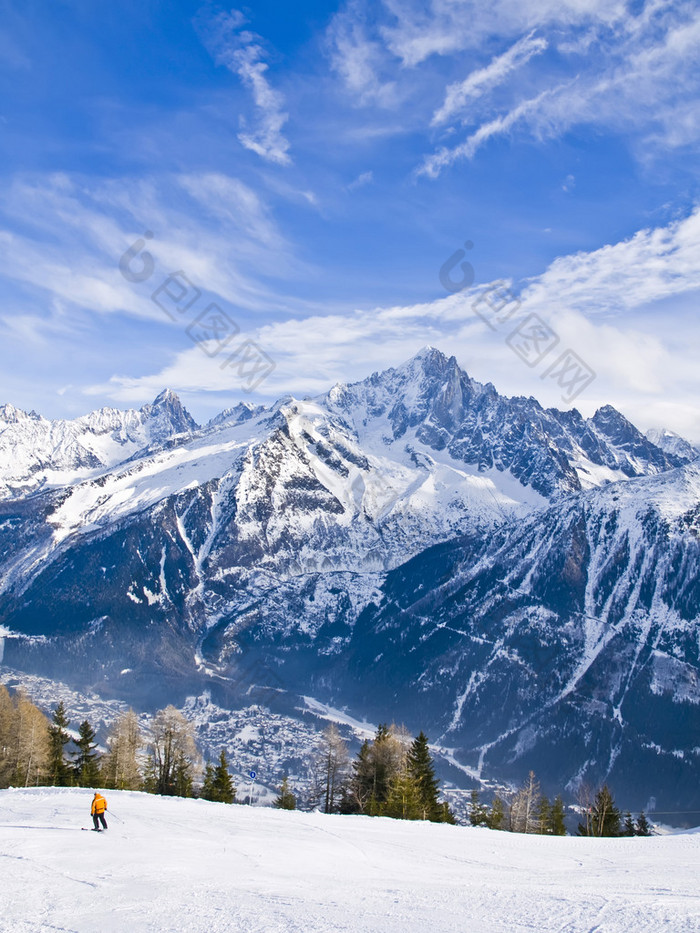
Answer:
[622,812,636,836]
[211,750,235,803]
[382,769,423,820]
[549,796,567,836]
[437,800,457,825]
[367,724,397,811]
[274,776,296,810]
[173,749,194,798]
[47,702,72,787]
[339,739,373,814]
[577,785,621,837]
[406,732,443,821]
[537,795,552,834]
[468,788,489,827]
[635,811,652,836]
[200,763,216,800]
[72,719,101,787]
[338,723,424,817]
[486,795,505,830]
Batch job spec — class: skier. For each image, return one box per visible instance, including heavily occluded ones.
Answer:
[91,792,108,831]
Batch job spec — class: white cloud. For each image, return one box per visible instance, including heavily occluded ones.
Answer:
[92,204,700,441]
[521,206,700,315]
[419,4,700,175]
[431,31,548,126]
[347,170,374,191]
[380,0,625,67]
[419,88,555,177]
[197,10,291,165]
[0,172,301,323]
[326,3,397,106]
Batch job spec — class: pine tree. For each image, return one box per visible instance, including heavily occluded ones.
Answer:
[622,812,636,836]
[437,800,456,825]
[635,811,652,836]
[368,724,405,810]
[72,719,101,787]
[211,750,235,803]
[47,702,72,787]
[200,762,216,800]
[406,732,443,821]
[382,769,423,820]
[338,723,412,816]
[339,740,373,814]
[577,785,621,837]
[274,776,296,810]
[486,795,505,830]
[172,749,194,798]
[549,795,567,836]
[468,788,489,827]
[537,795,552,834]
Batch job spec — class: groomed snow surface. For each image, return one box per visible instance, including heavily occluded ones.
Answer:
[1,789,699,933]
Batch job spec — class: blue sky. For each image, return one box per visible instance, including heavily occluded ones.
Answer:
[1,0,700,439]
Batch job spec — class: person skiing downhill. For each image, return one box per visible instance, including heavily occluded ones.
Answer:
[91,792,108,831]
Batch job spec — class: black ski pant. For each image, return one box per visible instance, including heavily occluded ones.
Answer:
[92,813,107,830]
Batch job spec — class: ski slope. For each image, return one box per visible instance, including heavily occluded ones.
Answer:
[1,788,698,933]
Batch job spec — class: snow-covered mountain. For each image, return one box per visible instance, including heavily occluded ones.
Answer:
[1,348,698,813]
[646,427,699,463]
[0,388,197,499]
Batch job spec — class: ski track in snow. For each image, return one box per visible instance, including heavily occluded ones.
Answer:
[1,788,699,933]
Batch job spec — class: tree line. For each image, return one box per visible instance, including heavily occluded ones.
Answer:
[467,773,653,836]
[0,688,235,804]
[0,686,655,834]
[291,722,455,824]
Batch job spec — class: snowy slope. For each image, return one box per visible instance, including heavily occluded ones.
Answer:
[0,389,198,500]
[328,461,700,810]
[1,787,699,933]
[646,427,699,462]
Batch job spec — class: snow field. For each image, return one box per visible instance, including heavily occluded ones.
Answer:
[1,788,699,933]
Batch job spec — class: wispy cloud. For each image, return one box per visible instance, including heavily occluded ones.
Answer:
[419,4,700,176]
[0,172,299,322]
[419,88,555,177]
[196,9,291,165]
[431,31,547,126]
[326,2,397,106]
[347,170,374,191]
[95,204,700,439]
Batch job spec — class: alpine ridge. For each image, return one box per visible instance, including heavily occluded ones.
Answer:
[0,348,698,816]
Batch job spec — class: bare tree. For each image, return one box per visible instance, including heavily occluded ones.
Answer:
[0,685,15,787]
[147,706,199,797]
[510,771,543,834]
[13,690,50,787]
[316,723,349,814]
[102,710,143,790]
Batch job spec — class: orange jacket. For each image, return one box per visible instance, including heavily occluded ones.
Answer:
[91,793,107,815]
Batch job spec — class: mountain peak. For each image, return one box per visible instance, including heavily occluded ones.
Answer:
[142,389,198,434]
